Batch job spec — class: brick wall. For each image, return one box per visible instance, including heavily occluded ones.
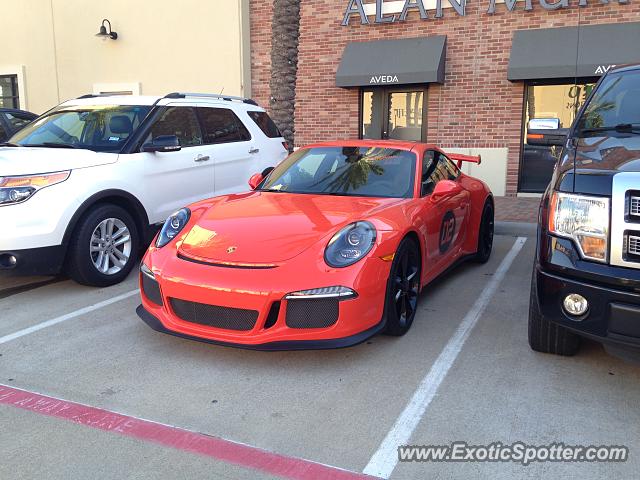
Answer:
[251,0,640,195]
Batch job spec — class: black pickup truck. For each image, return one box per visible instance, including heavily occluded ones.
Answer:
[529,64,640,362]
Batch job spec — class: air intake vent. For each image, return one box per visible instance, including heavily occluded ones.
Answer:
[169,298,258,331]
[286,298,339,329]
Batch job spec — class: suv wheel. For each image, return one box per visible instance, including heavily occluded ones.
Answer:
[66,204,139,287]
[528,268,580,356]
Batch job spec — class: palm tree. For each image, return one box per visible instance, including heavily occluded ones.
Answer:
[270,0,300,149]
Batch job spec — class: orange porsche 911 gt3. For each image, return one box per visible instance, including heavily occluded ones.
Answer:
[137,140,494,350]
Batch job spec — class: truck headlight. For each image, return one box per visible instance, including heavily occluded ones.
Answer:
[0,171,70,206]
[549,192,609,262]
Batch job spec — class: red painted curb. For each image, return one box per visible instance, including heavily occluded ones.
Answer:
[0,384,376,480]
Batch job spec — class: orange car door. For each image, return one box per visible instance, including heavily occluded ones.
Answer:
[417,150,469,283]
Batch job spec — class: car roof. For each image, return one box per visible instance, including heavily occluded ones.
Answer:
[0,107,36,116]
[302,139,439,152]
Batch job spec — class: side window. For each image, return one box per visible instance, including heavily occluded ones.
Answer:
[147,107,203,147]
[0,116,8,141]
[198,107,251,145]
[421,151,457,196]
[421,150,439,196]
[440,153,460,180]
[5,112,34,131]
[247,111,282,138]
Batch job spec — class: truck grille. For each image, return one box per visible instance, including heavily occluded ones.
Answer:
[611,174,640,268]
[169,298,258,331]
[630,197,640,217]
[628,235,640,257]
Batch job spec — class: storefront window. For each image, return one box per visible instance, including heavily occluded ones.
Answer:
[361,88,426,142]
[520,82,595,192]
[0,75,19,109]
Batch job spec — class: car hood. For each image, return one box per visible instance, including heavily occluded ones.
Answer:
[570,135,640,173]
[0,147,117,176]
[178,192,408,264]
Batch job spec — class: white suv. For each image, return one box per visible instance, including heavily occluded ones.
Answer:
[0,92,288,286]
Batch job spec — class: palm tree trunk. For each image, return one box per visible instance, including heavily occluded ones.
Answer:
[270,0,300,149]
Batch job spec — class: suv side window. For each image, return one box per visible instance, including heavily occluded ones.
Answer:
[247,111,281,138]
[147,107,203,147]
[197,107,251,145]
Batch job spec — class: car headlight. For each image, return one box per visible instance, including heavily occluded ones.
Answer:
[324,221,376,268]
[0,171,70,206]
[549,192,609,262]
[156,208,191,248]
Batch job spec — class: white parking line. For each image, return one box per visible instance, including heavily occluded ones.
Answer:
[0,289,140,345]
[363,237,527,479]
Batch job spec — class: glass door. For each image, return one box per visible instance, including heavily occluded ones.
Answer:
[519,82,595,193]
[361,87,427,142]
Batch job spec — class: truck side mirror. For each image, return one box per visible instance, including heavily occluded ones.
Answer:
[527,128,569,147]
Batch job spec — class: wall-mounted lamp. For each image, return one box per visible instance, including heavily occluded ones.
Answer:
[95,19,118,40]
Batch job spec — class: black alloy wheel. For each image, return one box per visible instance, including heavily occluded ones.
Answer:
[384,238,421,336]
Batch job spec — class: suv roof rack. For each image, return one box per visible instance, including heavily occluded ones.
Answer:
[164,92,259,106]
[76,93,122,99]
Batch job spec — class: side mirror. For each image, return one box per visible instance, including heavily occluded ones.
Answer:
[248,173,264,190]
[431,180,462,202]
[528,118,560,130]
[527,128,569,147]
[249,167,274,190]
[142,135,182,153]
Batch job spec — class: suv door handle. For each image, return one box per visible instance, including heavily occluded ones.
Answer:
[249,147,260,154]
[194,155,210,163]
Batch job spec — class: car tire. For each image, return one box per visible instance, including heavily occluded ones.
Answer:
[528,268,580,356]
[474,199,494,264]
[66,204,140,287]
[383,238,421,337]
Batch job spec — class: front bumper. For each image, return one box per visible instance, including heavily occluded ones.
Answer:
[137,305,385,350]
[137,245,392,350]
[0,245,66,276]
[536,266,640,349]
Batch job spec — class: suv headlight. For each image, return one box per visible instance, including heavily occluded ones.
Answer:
[156,208,191,248]
[324,221,376,268]
[549,192,609,262]
[0,171,70,206]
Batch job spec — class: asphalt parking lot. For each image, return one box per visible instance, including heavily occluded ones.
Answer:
[1,232,639,480]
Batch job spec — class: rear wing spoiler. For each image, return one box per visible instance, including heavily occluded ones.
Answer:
[447,153,482,169]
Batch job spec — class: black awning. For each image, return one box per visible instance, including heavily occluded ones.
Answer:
[336,36,446,88]
[508,22,640,81]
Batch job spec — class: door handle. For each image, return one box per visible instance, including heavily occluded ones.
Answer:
[194,155,210,163]
[249,147,260,154]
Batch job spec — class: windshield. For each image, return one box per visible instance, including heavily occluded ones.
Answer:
[10,105,151,152]
[260,146,416,198]
[578,70,640,135]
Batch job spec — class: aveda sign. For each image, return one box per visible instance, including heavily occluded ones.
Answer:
[342,0,629,25]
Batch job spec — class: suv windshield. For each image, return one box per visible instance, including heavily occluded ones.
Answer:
[578,70,640,136]
[260,146,416,198]
[11,105,151,152]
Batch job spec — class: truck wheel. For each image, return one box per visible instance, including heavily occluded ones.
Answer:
[383,238,421,336]
[66,204,140,287]
[474,199,494,263]
[528,269,580,356]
